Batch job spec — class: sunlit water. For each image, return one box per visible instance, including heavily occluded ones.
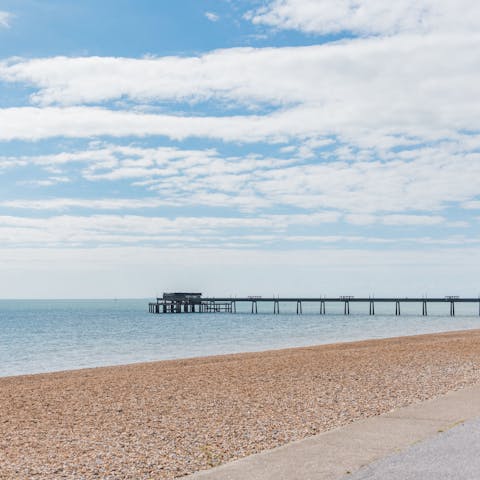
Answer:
[1,299,480,377]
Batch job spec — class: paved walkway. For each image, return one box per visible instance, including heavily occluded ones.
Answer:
[187,384,480,480]
[347,417,480,479]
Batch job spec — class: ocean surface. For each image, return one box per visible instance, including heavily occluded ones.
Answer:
[1,299,480,378]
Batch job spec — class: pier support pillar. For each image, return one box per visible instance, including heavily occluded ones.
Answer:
[369,300,375,316]
[296,300,302,314]
[450,301,455,317]
[422,301,428,316]
[395,301,401,316]
[231,301,236,313]
[274,300,280,314]
[344,301,350,315]
[320,300,325,315]
[251,301,258,314]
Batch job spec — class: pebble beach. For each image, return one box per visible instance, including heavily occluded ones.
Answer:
[2,329,480,479]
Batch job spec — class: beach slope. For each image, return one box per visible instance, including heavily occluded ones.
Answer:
[2,329,480,479]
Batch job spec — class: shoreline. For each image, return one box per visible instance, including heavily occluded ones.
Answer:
[2,329,480,479]
[3,326,480,381]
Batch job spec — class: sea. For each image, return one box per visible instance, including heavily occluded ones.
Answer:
[1,299,480,378]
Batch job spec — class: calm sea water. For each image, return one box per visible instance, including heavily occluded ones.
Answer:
[1,299,480,377]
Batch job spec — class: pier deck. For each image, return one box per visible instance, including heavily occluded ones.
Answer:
[149,294,480,316]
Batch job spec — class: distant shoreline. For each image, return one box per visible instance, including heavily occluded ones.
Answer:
[2,329,480,479]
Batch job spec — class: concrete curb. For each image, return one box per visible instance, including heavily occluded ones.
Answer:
[187,384,480,480]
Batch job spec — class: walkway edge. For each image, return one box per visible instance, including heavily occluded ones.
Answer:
[187,383,480,480]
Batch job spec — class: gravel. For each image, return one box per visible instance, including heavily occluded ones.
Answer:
[2,329,480,479]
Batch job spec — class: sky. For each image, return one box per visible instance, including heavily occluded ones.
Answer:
[0,0,479,298]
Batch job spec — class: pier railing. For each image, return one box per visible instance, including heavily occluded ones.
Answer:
[149,296,480,316]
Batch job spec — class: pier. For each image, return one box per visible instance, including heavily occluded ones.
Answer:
[149,293,480,316]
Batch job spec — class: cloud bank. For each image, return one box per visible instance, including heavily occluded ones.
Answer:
[1,33,479,149]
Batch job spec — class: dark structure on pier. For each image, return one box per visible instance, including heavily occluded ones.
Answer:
[148,293,232,314]
[149,294,480,316]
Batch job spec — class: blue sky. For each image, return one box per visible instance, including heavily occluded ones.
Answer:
[1,0,480,298]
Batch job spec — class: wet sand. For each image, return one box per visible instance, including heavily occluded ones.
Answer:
[2,329,480,479]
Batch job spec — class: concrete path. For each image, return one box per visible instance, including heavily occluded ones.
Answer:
[346,417,480,479]
[187,384,480,480]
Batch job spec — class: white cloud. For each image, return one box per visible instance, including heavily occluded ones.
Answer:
[0,11,12,28]
[345,214,447,226]
[251,147,480,215]
[246,0,480,36]
[1,35,477,110]
[0,106,290,142]
[205,12,220,22]
[381,215,445,226]
[18,176,71,187]
[1,33,479,149]
[0,213,471,252]
[462,201,480,210]
[0,213,341,248]
[0,198,169,211]
[3,140,480,217]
